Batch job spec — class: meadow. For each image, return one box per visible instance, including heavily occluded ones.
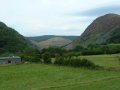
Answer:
[80,54,120,68]
[0,54,120,90]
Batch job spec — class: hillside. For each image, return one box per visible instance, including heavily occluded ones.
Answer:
[27,35,79,42]
[0,22,35,54]
[65,13,120,49]
[37,37,72,49]
[27,35,78,49]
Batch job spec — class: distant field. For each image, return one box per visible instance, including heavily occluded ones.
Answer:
[80,54,120,68]
[0,63,120,90]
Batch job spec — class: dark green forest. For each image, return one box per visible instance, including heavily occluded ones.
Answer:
[0,22,35,55]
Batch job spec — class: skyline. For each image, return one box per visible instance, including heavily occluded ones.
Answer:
[0,0,120,36]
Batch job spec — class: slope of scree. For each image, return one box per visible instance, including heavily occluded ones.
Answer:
[65,13,120,49]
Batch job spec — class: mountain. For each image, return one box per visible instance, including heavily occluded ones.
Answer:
[35,37,72,49]
[65,13,120,49]
[0,21,35,54]
[27,35,79,42]
[27,35,78,49]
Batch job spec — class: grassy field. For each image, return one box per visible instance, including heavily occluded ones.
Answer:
[80,54,120,68]
[0,54,120,90]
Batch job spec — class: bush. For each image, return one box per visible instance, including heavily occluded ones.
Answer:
[80,59,95,68]
[54,56,96,68]
[42,52,52,64]
[54,56,64,65]
[21,48,42,62]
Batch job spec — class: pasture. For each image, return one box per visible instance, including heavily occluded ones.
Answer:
[0,54,120,90]
[80,54,120,68]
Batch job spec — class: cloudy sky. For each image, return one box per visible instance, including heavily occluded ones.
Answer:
[0,0,120,36]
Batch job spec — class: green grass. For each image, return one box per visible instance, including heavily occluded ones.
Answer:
[0,54,120,90]
[0,63,120,90]
[80,54,120,68]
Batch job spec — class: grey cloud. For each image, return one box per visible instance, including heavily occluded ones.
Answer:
[73,5,120,17]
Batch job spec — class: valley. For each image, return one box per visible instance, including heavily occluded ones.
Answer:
[0,13,120,90]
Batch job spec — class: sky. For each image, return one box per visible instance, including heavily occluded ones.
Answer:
[0,0,120,36]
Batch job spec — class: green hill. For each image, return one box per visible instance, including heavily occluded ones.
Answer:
[0,22,35,55]
[27,35,79,42]
[37,37,72,49]
[27,35,78,49]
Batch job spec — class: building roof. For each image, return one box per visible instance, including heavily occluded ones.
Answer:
[0,56,21,59]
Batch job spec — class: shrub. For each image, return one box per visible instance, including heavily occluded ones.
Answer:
[54,56,63,65]
[54,56,96,69]
[80,59,95,68]
[20,48,42,62]
[42,52,52,64]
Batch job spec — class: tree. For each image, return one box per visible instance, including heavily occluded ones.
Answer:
[21,48,41,62]
[42,52,51,64]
